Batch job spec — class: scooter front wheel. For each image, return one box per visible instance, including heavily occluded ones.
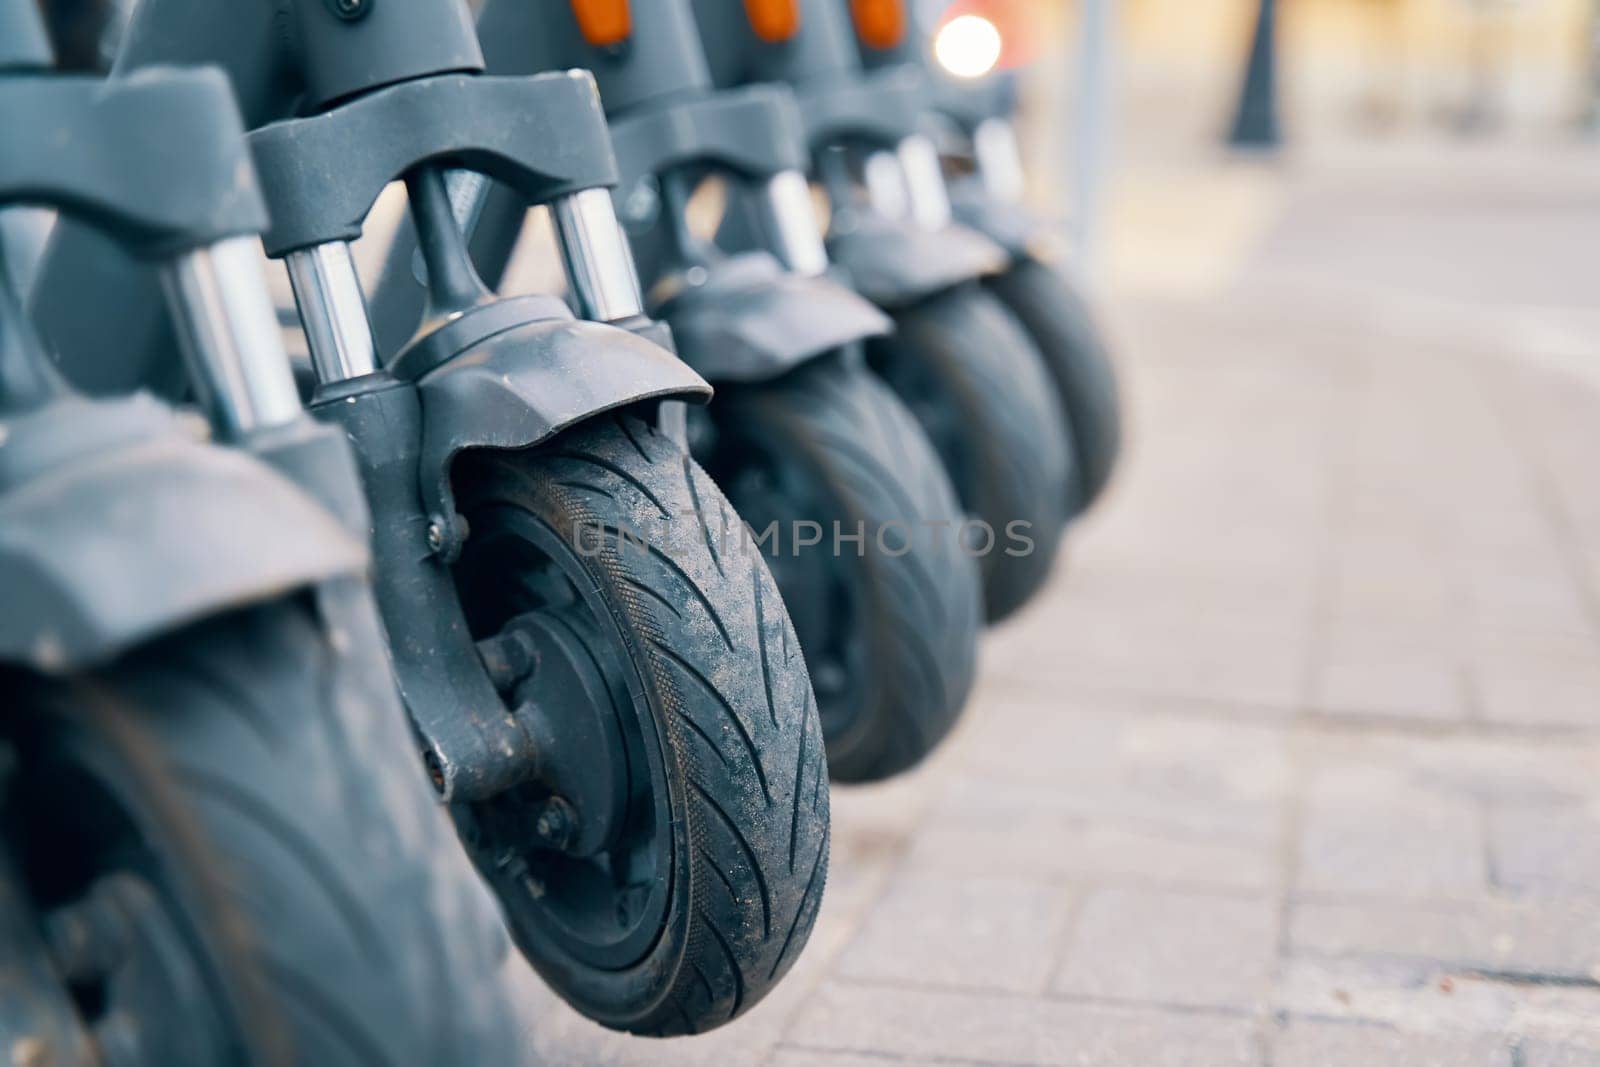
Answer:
[704,352,983,782]
[987,257,1123,512]
[868,283,1075,621]
[451,413,829,1035]
[1,602,520,1066]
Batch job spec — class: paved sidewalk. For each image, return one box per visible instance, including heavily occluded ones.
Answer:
[506,145,1600,1065]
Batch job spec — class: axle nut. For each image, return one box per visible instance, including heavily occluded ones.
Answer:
[326,0,371,21]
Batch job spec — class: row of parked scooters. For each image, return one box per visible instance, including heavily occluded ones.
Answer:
[0,0,1121,1061]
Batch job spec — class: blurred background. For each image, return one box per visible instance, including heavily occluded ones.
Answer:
[1017,0,1600,325]
[31,0,1600,1060]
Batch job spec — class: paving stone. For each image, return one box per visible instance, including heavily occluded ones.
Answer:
[1270,1018,1513,1066]
[1309,632,1467,722]
[1296,776,1487,898]
[835,872,1074,994]
[784,981,1261,1066]
[1475,653,1600,729]
[1298,727,1600,808]
[1051,888,1279,1009]
[1488,803,1600,899]
[927,773,1281,851]
[905,812,1279,891]
[1519,1039,1600,1067]
[770,1051,934,1067]
[1289,896,1600,979]
[982,599,1313,711]
[936,707,1289,847]
[1276,956,1600,1040]
[1463,568,1594,637]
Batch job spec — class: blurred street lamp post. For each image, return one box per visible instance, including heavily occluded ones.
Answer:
[1229,0,1282,148]
[1072,0,1114,272]
[1588,0,1600,131]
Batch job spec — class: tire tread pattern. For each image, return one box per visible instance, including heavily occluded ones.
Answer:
[459,414,829,1035]
[81,601,519,1066]
[720,356,982,781]
[987,258,1123,510]
[872,284,1075,620]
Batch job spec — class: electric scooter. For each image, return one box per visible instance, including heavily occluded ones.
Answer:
[692,0,1076,621]
[0,5,517,1061]
[854,5,1124,512]
[372,0,983,784]
[27,0,829,1037]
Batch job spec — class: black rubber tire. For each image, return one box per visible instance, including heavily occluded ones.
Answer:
[706,353,982,783]
[987,257,1123,512]
[452,414,830,1036]
[4,600,520,1066]
[868,283,1075,621]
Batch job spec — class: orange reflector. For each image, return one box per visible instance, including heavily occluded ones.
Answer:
[570,0,631,47]
[743,0,800,42]
[850,0,905,49]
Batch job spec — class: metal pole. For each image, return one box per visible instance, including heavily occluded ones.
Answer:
[1072,0,1114,273]
[1588,0,1600,132]
[1587,0,1600,131]
[1228,0,1281,148]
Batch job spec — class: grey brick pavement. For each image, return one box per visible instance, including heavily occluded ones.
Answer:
[500,145,1600,1064]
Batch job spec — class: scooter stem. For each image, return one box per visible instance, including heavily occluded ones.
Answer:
[405,164,493,334]
[0,254,69,417]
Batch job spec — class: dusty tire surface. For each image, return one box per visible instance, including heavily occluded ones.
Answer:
[706,353,982,782]
[869,283,1075,620]
[4,600,520,1066]
[452,414,830,1036]
[987,257,1123,511]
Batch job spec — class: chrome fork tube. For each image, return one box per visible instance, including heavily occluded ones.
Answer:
[896,134,954,232]
[159,236,302,438]
[973,119,1026,204]
[864,134,953,232]
[863,150,909,221]
[284,241,379,384]
[756,170,829,276]
[550,188,644,323]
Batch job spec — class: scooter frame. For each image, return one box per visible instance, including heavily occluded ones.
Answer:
[375,0,890,387]
[0,14,384,1052]
[691,0,1009,308]
[855,21,1055,260]
[26,0,714,801]
[1,37,366,674]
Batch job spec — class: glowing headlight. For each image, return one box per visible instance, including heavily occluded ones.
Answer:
[933,13,1002,79]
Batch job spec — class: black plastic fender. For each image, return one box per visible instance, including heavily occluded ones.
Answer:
[948,184,1062,262]
[657,253,890,383]
[0,69,268,260]
[0,395,366,673]
[406,297,711,551]
[827,213,1008,310]
[306,299,708,800]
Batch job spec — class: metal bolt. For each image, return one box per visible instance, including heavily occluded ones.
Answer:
[476,627,539,693]
[425,521,445,553]
[533,797,577,851]
[327,0,370,20]
[422,749,447,795]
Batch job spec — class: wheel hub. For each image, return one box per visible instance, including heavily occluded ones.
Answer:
[452,505,674,971]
